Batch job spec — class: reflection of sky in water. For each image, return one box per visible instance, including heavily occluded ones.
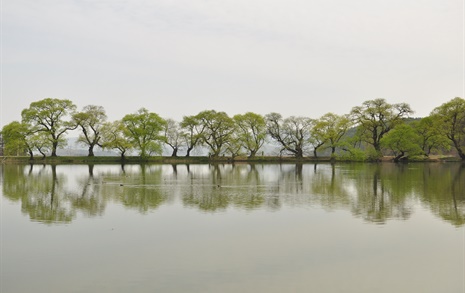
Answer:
[2,189,463,293]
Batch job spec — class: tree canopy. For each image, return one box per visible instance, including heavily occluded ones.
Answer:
[196,110,236,157]
[233,112,267,158]
[350,98,413,156]
[266,113,312,158]
[21,98,77,157]
[430,97,465,160]
[100,120,133,159]
[122,108,166,158]
[3,96,464,161]
[380,124,423,162]
[73,105,107,156]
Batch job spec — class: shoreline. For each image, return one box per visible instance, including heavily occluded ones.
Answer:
[1,155,461,164]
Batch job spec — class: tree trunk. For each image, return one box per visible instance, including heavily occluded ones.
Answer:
[212,148,221,157]
[373,140,381,152]
[458,149,465,160]
[373,142,383,159]
[51,141,58,157]
[171,147,178,157]
[248,150,257,158]
[88,145,95,157]
[393,151,405,162]
[38,149,46,159]
[185,146,193,157]
[453,141,465,160]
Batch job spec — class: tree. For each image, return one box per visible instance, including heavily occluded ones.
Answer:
[224,135,244,159]
[21,98,77,156]
[180,115,206,157]
[233,112,267,158]
[312,113,352,158]
[122,108,166,158]
[29,132,53,158]
[266,113,312,158]
[73,105,107,156]
[430,97,465,160]
[1,121,53,159]
[163,118,182,157]
[308,132,326,158]
[412,117,450,156]
[380,123,423,162]
[1,121,31,157]
[196,110,235,157]
[350,98,413,156]
[101,120,133,159]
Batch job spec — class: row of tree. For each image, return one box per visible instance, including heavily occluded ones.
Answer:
[1,97,465,160]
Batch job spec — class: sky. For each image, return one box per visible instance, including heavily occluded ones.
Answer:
[1,0,464,126]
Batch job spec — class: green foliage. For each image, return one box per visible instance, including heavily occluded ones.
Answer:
[4,96,465,160]
[1,121,54,158]
[351,99,413,156]
[122,108,166,158]
[73,105,107,156]
[224,136,244,158]
[1,121,30,156]
[338,146,368,161]
[430,97,465,160]
[380,124,423,161]
[180,115,205,157]
[101,120,133,158]
[311,113,352,158]
[195,110,235,157]
[29,132,54,158]
[233,112,267,158]
[21,98,77,157]
[412,116,450,156]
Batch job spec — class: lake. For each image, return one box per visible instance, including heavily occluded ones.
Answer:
[1,162,464,293]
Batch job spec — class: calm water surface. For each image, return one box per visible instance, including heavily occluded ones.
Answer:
[1,163,464,293]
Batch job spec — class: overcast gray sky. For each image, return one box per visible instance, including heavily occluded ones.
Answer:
[1,0,464,126]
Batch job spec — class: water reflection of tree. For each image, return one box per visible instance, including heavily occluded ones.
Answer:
[2,164,74,224]
[2,163,464,226]
[182,164,268,212]
[182,164,232,212]
[310,164,351,210]
[420,163,465,227]
[230,164,266,210]
[1,164,171,222]
[70,164,106,217]
[276,164,304,195]
[349,164,414,224]
[106,164,168,213]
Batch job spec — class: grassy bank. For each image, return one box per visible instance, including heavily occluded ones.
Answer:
[1,155,459,164]
[0,155,332,164]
